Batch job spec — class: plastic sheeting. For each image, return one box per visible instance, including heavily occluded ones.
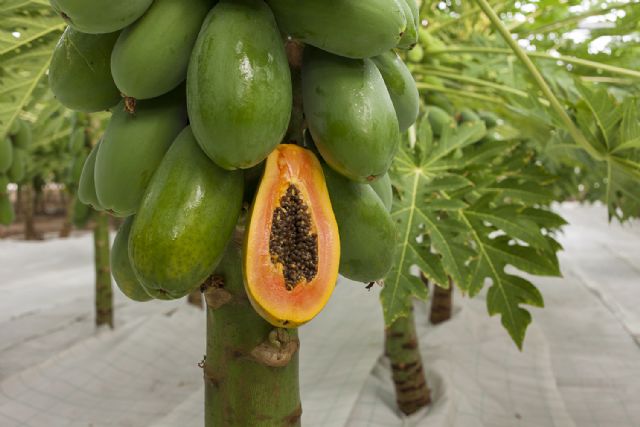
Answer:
[1,202,639,426]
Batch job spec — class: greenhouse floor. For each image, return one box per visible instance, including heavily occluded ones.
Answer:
[0,202,638,427]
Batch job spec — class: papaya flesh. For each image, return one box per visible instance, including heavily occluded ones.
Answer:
[0,138,12,173]
[111,217,152,302]
[49,27,121,113]
[187,0,292,170]
[111,0,211,100]
[244,144,339,328]
[370,172,393,212]
[49,0,154,34]
[129,127,244,300]
[95,90,187,217]
[372,51,420,132]
[266,0,406,59]
[78,141,103,210]
[323,166,396,283]
[303,48,400,182]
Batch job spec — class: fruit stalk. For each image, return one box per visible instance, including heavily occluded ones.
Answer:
[187,289,203,309]
[204,241,301,426]
[385,308,431,415]
[93,211,113,328]
[429,278,453,325]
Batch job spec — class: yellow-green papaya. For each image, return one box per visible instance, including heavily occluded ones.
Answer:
[323,166,396,282]
[407,44,424,63]
[78,141,102,210]
[94,92,187,217]
[397,0,418,49]
[370,173,393,212]
[372,51,420,132]
[303,48,400,182]
[13,120,32,149]
[111,217,152,302]
[266,0,406,59]
[49,0,153,34]
[129,127,244,300]
[187,0,291,170]
[0,138,12,173]
[111,0,212,100]
[425,105,455,136]
[7,149,26,183]
[0,194,14,226]
[49,27,121,113]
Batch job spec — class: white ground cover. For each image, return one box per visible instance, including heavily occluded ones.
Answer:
[0,203,638,426]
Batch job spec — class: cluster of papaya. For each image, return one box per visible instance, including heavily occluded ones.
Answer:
[49,0,419,327]
[0,119,31,225]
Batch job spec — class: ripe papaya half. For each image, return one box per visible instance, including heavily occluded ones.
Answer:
[78,141,102,210]
[370,172,393,212]
[111,0,211,100]
[49,0,153,34]
[129,127,244,300]
[0,138,12,173]
[0,194,14,226]
[244,144,339,328]
[303,48,400,182]
[187,0,291,170]
[323,166,396,283]
[111,217,152,302]
[266,0,406,59]
[95,90,187,217]
[372,51,420,133]
[49,27,121,113]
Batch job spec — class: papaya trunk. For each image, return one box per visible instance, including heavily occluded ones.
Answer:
[203,242,301,426]
[187,289,203,309]
[93,211,113,328]
[385,307,431,415]
[22,184,39,240]
[430,278,453,325]
[59,191,75,238]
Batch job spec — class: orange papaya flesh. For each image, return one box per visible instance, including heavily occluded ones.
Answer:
[244,144,339,328]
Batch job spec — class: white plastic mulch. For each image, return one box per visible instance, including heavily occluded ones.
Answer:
[0,202,639,426]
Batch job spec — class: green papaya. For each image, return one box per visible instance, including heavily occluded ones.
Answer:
[71,196,91,228]
[187,0,291,170]
[397,0,418,49]
[0,174,8,194]
[68,128,86,153]
[111,0,211,100]
[372,51,420,132]
[425,105,455,136]
[303,48,400,182]
[0,194,14,226]
[0,138,12,173]
[49,0,153,34]
[323,166,396,282]
[407,44,424,63]
[110,217,152,302]
[478,111,500,128]
[266,0,406,59]
[7,149,26,183]
[458,108,481,124]
[95,92,187,217]
[13,121,31,149]
[67,155,85,189]
[9,120,21,135]
[370,173,393,212]
[78,141,102,210]
[49,27,121,113]
[130,127,244,300]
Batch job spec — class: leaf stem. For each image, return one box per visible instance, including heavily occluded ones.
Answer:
[471,0,604,161]
[416,83,505,104]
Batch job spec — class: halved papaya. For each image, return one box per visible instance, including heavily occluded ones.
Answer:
[244,144,339,328]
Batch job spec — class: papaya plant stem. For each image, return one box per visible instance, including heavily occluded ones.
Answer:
[21,183,38,240]
[93,210,113,328]
[59,191,75,238]
[385,306,431,415]
[204,242,301,426]
[187,289,203,309]
[471,0,604,161]
[429,278,453,325]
